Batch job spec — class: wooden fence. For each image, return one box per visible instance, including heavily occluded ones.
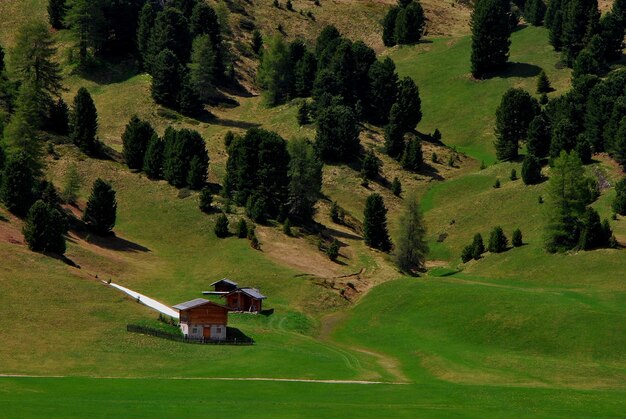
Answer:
[126,324,254,345]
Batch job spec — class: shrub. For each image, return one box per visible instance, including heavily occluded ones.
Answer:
[237,218,248,238]
[62,164,81,204]
[493,179,501,188]
[613,177,626,215]
[472,233,485,260]
[431,152,438,163]
[214,213,229,238]
[510,168,517,181]
[327,239,340,261]
[391,177,402,197]
[361,150,380,180]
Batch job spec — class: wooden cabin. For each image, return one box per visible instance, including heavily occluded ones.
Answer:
[210,278,238,293]
[223,288,266,313]
[173,298,229,341]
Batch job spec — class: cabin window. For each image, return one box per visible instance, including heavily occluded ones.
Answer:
[192,327,198,334]
[216,327,222,334]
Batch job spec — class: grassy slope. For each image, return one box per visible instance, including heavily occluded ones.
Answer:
[0,1,625,416]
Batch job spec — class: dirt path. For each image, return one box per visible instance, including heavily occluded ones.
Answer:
[0,374,406,385]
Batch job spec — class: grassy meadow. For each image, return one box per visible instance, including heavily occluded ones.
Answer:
[0,0,625,416]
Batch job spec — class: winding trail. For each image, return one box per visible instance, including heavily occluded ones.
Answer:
[106,281,179,319]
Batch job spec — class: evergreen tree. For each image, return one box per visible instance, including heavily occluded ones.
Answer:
[23,200,66,254]
[561,0,600,66]
[488,226,508,253]
[545,0,562,28]
[600,11,624,62]
[151,49,182,109]
[472,233,485,259]
[236,218,248,238]
[395,192,428,273]
[401,136,423,171]
[83,178,117,235]
[394,2,426,45]
[494,88,539,161]
[137,2,156,69]
[363,193,392,251]
[147,7,192,68]
[252,30,263,55]
[214,213,229,238]
[361,150,381,180]
[190,2,221,48]
[122,116,155,170]
[177,74,203,116]
[70,87,99,155]
[382,6,400,47]
[316,105,360,162]
[572,36,605,78]
[257,35,291,106]
[613,117,626,169]
[65,0,106,66]
[550,119,578,158]
[327,239,340,261]
[143,134,164,179]
[521,154,542,184]
[0,152,36,216]
[199,187,213,213]
[614,0,626,21]
[368,58,399,124]
[603,97,626,154]
[315,25,341,57]
[62,163,81,204]
[395,77,422,132]
[470,0,512,78]
[297,101,310,125]
[524,0,546,25]
[526,113,551,158]
[392,177,402,197]
[461,244,474,263]
[48,0,68,29]
[294,51,317,97]
[512,228,523,247]
[48,97,70,135]
[187,155,207,190]
[612,177,626,215]
[548,10,564,50]
[536,70,552,93]
[189,34,218,103]
[545,151,589,252]
[163,128,209,188]
[578,207,606,249]
[287,138,323,223]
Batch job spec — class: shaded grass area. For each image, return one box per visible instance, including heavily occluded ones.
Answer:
[390,26,572,163]
[1,377,625,418]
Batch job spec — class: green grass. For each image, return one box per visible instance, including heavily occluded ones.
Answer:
[390,26,572,163]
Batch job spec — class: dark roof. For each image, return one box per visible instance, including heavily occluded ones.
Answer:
[227,288,267,300]
[173,298,229,311]
[210,278,238,287]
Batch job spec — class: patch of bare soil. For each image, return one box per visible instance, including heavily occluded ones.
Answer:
[0,212,24,246]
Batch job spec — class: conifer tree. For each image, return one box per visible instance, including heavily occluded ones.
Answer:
[385,104,405,158]
[0,152,36,216]
[401,136,423,171]
[122,116,155,170]
[395,77,422,132]
[368,58,398,124]
[494,88,539,161]
[287,138,322,223]
[214,213,229,238]
[48,0,68,29]
[257,35,291,106]
[199,187,213,213]
[252,30,263,55]
[524,0,546,26]
[578,207,606,249]
[83,178,117,235]
[394,2,426,45]
[143,134,164,179]
[512,228,523,247]
[177,75,203,116]
[315,25,341,57]
[536,70,552,93]
[65,0,106,66]
[521,154,542,185]
[189,34,218,103]
[147,7,192,67]
[561,0,600,66]
[23,200,66,254]
[600,11,624,62]
[236,218,248,238]
[361,150,381,180]
[363,193,392,252]
[614,0,626,21]
[316,105,360,162]
[327,239,340,261]
[488,226,508,253]
[151,49,182,109]
[548,10,564,50]
[612,177,626,215]
[48,98,70,135]
[190,2,221,48]
[392,177,402,197]
[395,192,428,273]
[187,155,207,190]
[526,113,550,158]
[137,2,156,69]
[472,233,485,259]
[613,117,626,169]
[62,163,81,204]
[470,0,512,78]
[70,87,99,155]
[382,6,400,47]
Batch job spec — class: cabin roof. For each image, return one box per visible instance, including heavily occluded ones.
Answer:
[173,298,229,311]
[210,278,238,287]
[227,287,267,300]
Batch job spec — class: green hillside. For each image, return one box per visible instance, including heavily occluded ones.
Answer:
[0,0,625,417]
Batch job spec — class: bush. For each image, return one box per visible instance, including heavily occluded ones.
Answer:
[431,152,438,163]
[283,218,292,236]
[613,177,626,215]
[391,177,402,197]
[512,228,523,247]
[199,187,213,213]
[488,226,508,253]
[510,168,517,181]
[214,213,229,238]
[493,179,501,188]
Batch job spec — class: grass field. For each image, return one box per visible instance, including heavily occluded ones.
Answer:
[0,1,625,416]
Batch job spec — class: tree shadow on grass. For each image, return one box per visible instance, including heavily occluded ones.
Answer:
[323,226,363,242]
[496,62,543,79]
[226,326,255,343]
[418,162,444,181]
[69,220,150,253]
[79,60,140,86]
[205,116,261,130]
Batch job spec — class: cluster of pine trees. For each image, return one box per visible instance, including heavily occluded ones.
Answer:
[546,0,625,69]
[461,227,523,262]
[382,0,426,47]
[223,128,322,225]
[122,117,210,190]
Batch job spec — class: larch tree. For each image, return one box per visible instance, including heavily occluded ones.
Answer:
[257,35,291,106]
[189,34,218,103]
[64,0,106,66]
[395,192,428,274]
